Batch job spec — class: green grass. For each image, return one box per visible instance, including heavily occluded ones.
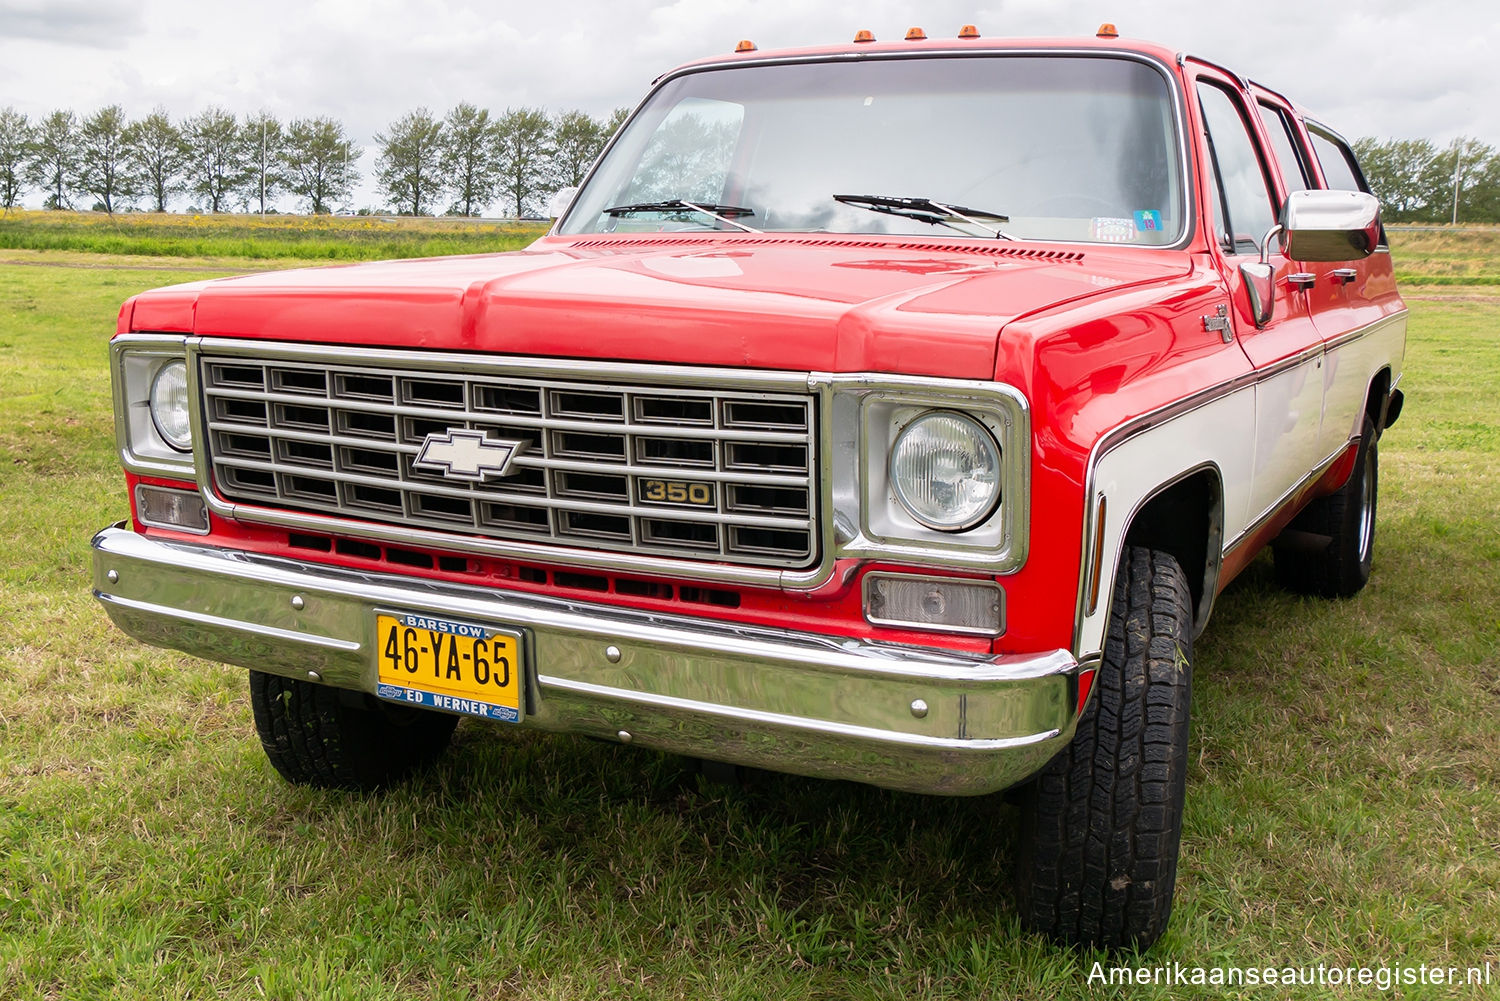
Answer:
[0,210,548,262]
[1389,226,1500,286]
[1,250,1498,999]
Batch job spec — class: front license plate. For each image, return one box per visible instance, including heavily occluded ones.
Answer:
[375,612,523,723]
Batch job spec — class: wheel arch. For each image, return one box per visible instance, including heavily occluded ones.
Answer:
[1366,365,1394,438]
[1075,459,1229,658]
[1120,464,1225,638]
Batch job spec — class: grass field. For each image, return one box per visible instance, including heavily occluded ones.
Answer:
[0,210,547,262]
[0,223,1497,999]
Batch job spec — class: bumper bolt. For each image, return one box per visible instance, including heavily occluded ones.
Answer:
[290,595,305,611]
[910,699,929,719]
[106,570,119,584]
[605,645,622,663]
[616,730,632,744]
[307,670,322,682]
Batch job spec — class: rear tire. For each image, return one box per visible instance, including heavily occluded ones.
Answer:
[249,671,458,790]
[1016,546,1193,950]
[1274,414,1378,598]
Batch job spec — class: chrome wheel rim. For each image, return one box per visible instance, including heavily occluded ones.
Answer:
[1357,444,1376,564]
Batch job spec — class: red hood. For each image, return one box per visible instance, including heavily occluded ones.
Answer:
[125,235,1190,379]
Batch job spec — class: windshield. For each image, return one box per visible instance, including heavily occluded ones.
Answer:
[559,54,1184,245]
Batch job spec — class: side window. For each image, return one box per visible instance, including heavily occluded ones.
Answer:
[1307,126,1366,192]
[1196,83,1277,255]
[1257,103,1312,192]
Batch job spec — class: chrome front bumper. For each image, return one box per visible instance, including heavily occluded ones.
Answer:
[90,524,1081,795]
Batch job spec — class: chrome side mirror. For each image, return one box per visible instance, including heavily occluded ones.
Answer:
[546,186,578,220]
[1240,262,1275,327]
[1281,189,1381,262]
[1238,223,1283,328]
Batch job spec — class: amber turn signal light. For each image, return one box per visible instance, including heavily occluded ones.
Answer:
[1096,22,1119,38]
[958,24,980,38]
[853,29,875,42]
[734,39,757,52]
[905,27,926,40]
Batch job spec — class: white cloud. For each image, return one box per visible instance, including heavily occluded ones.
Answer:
[0,0,1492,210]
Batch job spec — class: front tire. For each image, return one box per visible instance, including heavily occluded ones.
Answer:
[249,671,458,790]
[1274,414,1379,598]
[1016,546,1193,950]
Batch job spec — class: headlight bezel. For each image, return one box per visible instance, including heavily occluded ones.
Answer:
[832,379,1029,575]
[112,334,197,477]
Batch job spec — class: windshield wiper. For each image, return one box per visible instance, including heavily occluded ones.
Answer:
[603,199,762,233]
[833,194,1014,240]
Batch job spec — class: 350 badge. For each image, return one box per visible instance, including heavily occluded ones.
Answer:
[638,478,715,506]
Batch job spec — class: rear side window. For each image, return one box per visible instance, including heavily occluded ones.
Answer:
[1257,103,1312,192]
[1197,82,1277,255]
[1307,126,1366,192]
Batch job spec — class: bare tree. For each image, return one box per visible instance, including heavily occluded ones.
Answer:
[77,105,136,213]
[286,117,358,214]
[493,107,554,218]
[375,108,445,215]
[181,107,247,213]
[27,110,80,209]
[551,110,610,188]
[440,103,499,216]
[242,112,288,214]
[0,107,31,211]
[123,108,187,213]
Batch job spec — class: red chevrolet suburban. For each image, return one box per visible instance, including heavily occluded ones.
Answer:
[93,28,1405,948]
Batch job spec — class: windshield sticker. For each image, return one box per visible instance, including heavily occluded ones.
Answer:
[1134,209,1163,232]
[1091,217,1138,243]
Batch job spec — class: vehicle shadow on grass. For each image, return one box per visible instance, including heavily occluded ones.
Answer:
[279,716,1042,973]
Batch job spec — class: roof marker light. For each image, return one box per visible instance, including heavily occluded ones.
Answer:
[958,24,980,38]
[734,39,757,52]
[1096,22,1119,38]
[905,27,927,40]
[853,29,875,43]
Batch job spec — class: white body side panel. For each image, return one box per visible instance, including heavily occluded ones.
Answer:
[1319,312,1407,456]
[1248,354,1325,525]
[1075,388,1256,663]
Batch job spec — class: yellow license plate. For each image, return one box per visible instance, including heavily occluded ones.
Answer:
[375,613,523,722]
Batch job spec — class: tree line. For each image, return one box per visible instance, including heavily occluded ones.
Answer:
[6,105,1497,225]
[1352,136,1500,223]
[0,104,628,217]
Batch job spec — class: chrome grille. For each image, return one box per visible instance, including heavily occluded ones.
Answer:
[199,353,818,568]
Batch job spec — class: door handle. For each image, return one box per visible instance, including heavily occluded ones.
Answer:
[1287,272,1316,291]
[1330,268,1358,285]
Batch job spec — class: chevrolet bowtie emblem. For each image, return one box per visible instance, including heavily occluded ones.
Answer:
[414,429,527,481]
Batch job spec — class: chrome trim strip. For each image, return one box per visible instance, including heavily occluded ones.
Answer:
[1320,309,1406,353]
[96,592,362,653]
[567,48,1196,253]
[1223,435,1356,554]
[539,676,1052,752]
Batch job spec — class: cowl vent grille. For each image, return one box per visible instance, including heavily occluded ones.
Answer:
[567,234,1085,262]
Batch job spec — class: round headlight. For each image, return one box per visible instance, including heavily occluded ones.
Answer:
[889,411,1001,531]
[149,359,192,452]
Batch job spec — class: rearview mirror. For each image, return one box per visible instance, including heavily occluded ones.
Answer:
[1280,189,1381,262]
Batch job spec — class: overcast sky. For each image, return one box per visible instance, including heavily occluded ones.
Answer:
[1,0,1493,213]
